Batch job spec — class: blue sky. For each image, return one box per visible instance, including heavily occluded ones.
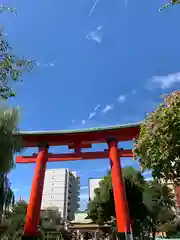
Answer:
[1,0,180,209]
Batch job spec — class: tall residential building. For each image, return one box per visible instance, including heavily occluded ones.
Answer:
[88,178,102,200]
[41,168,80,221]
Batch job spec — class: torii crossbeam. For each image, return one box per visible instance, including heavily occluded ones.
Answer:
[16,122,141,240]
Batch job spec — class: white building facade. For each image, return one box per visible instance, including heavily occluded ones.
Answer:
[88,178,102,200]
[41,168,80,221]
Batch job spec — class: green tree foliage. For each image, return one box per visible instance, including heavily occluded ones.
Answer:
[3,202,69,239]
[2,200,45,239]
[0,105,22,173]
[143,181,176,240]
[134,91,180,184]
[87,167,147,238]
[159,0,180,11]
[0,173,14,222]
[0,5,35,99]
[40,206,63,228]
[87,167,177,239]
[6,200,27,237]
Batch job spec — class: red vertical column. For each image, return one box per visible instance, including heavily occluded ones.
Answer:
[23,146,48,239]
[108,139,131,239]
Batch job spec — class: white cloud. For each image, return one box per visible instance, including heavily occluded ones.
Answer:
[88,112,96,120]
[102,104,114,114]
[117,95,126,103]
[86,26,103,43]
[80,186,88,190]
[36,61,55,68]
[93,104,101,112]
[80,193,89,200]
[147,72,180,90]
[45,62,55,67]
[12,188,20,193]
[81,104,101,124]
[81,120,86,125]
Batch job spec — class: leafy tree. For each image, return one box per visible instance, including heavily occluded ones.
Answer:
[2,200,44,239]
[87,167,177,240]
[0,173,14,223]
[40,206,63,228]
[0,5,35,99]
[143,181,176,240]
[0,105,22,173]
[159,0,180,11]
[6,200,27,237]
[87,167,147,239]
[134,91,180,184]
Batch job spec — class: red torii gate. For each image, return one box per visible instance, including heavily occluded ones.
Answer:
[15,122,141,240]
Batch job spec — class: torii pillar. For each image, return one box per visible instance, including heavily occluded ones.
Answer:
[108,139,131,240]
[22,145,49,239]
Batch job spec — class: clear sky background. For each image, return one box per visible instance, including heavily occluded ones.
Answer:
[1,0,180,210]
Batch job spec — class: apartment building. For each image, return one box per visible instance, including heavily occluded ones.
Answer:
[41,168,80,221]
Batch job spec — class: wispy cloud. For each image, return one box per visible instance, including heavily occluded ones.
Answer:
[147,72,180,90]
[117,95,126,103]
[12,188,20,193]
[36,61,55,68]
[78,104,101,125]
[93,104,101,112]
[80,186,88,190]
[88,112,96,120]
[81,120,86,125]
[88,0,101,16]
[87,104,100,120]
[80,193,89,200]
[86,26,103,44]
[102,104,114,114]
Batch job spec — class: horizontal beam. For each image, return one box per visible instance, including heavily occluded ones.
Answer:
[13,124,140,147]
[68,143,92,149]
[16,149,133,164]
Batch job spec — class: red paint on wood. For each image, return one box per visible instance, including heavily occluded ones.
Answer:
[108,140,131,233]
[23,147,48,237]
[16,149,133,163]
[16,126,140,147]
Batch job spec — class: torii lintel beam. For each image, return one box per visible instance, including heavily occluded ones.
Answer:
[13,122,141,147]
[16,149,133,163]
